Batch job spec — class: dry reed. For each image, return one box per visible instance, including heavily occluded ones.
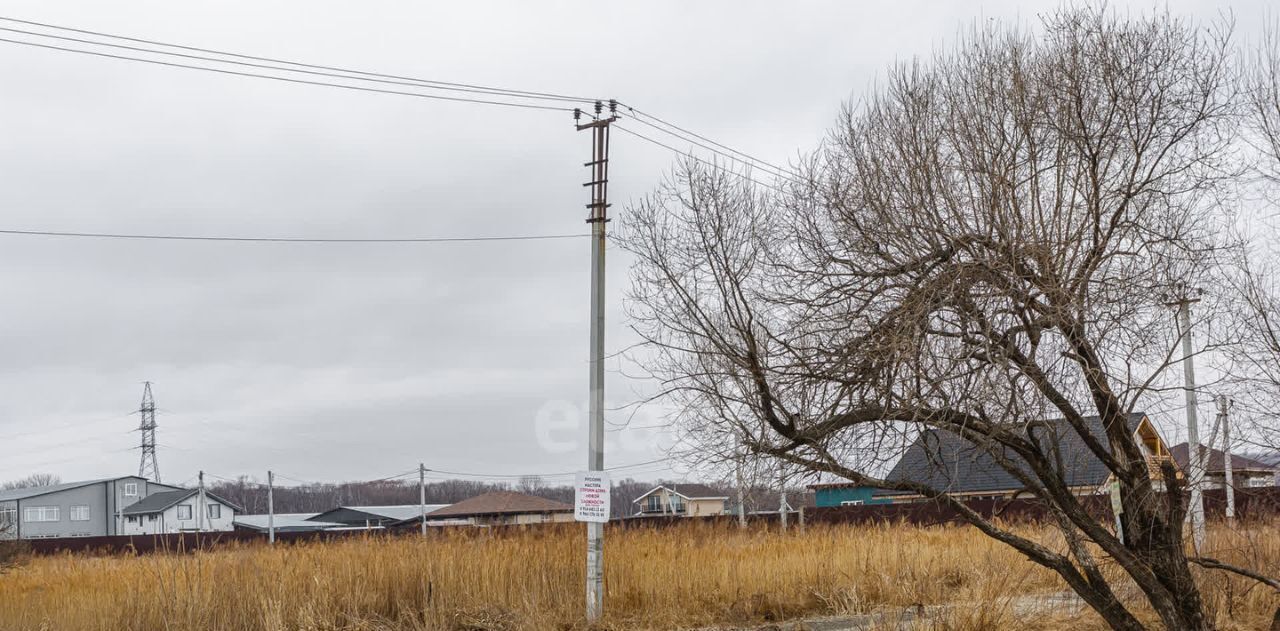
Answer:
[0,521,1274,630]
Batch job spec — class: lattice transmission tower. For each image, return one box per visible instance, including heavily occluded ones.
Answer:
[137,381,160,482]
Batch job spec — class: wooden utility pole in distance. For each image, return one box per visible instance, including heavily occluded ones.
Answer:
[419,463,427,537]
[576,99,617,624]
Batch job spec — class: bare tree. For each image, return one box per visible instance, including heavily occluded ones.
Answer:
[1234,19,1280,457]
[0,473,61,491]
[516,475,545,495]
[1248,20,1280,188]
[622,8,1276,630]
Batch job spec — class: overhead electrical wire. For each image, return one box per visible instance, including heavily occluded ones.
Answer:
[0,15,600,104]
[0,24,591,107]
[0,17,802,189]
[619,102,803,180]
[0,228,589,244]
[424,457,673,480]
[614,125,789,194]
[0,36,575,112]
[621,109,802,183]
[267,468,419,487]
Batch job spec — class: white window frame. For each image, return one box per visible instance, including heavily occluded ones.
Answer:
[176,504,193,520]
[207,504,221,520]
[70,505,91,521]
[0,506,15,529]
[123,482,138,497]
[840,500,865,506]
[24,506,60,522]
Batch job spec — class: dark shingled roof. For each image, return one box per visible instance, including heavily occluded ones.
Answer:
[1169,443,1276,474]
[875,412,1147,496]
[122,489,241,515]
[424,491,572,518]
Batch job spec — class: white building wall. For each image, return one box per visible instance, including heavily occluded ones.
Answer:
[120,498,236,535]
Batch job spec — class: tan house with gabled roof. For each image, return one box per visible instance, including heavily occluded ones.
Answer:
[633,484,728,517]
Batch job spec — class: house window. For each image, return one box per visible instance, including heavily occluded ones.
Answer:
[645,496,662,512]
[669,496,685,512]
[0,507,15,529]
[147,514,158,522]
[24,506,59,522]
[70,505,90,521]
[126,515,139,524]
[176,505,193,520]
[123,483,138,497]
[841,500,865,506]
[207,504,221,520]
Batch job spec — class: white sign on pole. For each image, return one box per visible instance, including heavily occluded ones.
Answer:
[575,471,611,523]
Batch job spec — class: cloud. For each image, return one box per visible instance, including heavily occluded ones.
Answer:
[0,0,1266,484]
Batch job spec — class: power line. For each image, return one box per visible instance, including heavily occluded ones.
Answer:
[426,458,673,480]
[614,125,789,194]
[0,25,592,106]
[268,468,418,487]
[0,36,574,112]
[0,16,600,104]
[0,19,804,187]
[0,228,589,244]
[0,18,799,172]
[620,107,801,182]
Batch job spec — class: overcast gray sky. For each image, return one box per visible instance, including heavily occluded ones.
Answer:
[0,0,1271,486]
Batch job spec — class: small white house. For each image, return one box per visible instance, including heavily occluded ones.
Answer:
[119,488,239,535]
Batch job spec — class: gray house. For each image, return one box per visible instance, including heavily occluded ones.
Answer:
[307,505,448,528]
[0,476,186,539]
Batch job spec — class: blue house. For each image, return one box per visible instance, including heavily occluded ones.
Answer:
[809,482,894,507]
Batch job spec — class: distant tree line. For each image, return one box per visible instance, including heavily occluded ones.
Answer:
[0,474,60,491]
[204,476,808,519]
[206,476,675,518]
[0,472,810,519]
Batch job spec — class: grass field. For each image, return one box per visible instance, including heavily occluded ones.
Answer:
[0,521,1276,630]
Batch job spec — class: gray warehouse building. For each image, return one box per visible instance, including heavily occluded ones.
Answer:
[0,476,187,539]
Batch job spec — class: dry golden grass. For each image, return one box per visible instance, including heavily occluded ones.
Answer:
[0,521,1275,630]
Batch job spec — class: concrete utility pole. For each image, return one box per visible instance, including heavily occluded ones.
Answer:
[576,99,617,624]
[137,382,160,482]
[198,470,206,532]
[1171,290,1206,551]
[1217,396,1235,522]
[735,433,747,528]
[779,484,789,531]
[267,470,275,545]
[736,468,747,528]
[419,463,427,537]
